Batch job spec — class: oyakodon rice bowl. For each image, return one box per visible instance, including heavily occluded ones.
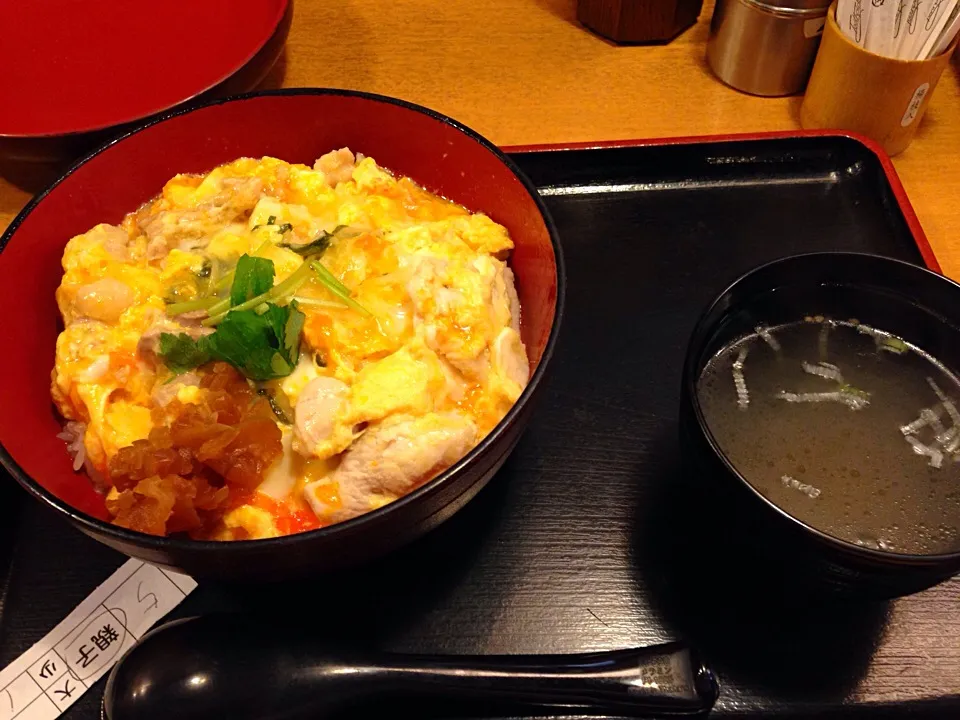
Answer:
[53,149,530,540]
[0,89,562,579]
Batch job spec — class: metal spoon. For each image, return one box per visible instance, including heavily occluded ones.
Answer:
[103,615,718,719]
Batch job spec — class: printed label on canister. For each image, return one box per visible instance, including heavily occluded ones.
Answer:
[803,16,826,38]
[901,83,930,127]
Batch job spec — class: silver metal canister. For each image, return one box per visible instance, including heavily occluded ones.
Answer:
[706,0,832,97]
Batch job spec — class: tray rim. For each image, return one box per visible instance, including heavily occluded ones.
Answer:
[503,130,940,274]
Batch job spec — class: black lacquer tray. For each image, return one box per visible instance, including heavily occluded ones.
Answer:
[1,133,956,719]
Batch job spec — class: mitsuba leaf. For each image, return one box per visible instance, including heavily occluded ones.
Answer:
[283,300,305,357]
[157,258,305,380]
[257,388,291,424]
[202,303,306,381]
[158,333,211,373]
[281,225,348,257]
[230,254,275,307]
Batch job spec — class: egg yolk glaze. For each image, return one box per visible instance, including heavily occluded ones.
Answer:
[52,149,529,540]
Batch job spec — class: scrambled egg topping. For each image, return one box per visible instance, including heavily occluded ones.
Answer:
[52,150,528,539]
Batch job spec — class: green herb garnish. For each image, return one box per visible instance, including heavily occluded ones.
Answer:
[277,223,293,234]
[251,214,278,232]
[257,388,292,424]
[159,253,307,380]
[166,295,221,316]
[281,225,345,257]
[230,254,275,306]
[309,261,371,315]
[879,336,909,354]
[292,296,347,310]
[158,234,372,379]
[159,302,304,381]
[206,303,304,379]
[840,384,871,400]
[203,261,313,327]
[158,333,211,373]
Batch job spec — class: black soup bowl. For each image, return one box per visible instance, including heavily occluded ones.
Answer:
[0,90,565,581]
[681,252,960,598]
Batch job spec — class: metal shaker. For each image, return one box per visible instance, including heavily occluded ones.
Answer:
[706,0,833,96]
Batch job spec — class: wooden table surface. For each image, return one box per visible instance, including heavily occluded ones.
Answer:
[2,0,959,274]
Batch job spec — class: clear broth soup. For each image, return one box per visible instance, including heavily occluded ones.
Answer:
[697,317,960,555]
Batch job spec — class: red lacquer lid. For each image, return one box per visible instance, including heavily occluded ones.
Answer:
[0,0,289,138]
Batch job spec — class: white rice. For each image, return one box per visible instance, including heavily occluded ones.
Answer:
[56,421,87,472]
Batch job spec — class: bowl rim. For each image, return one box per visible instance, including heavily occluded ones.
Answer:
[683,250,960,564]
[0,87,566,554]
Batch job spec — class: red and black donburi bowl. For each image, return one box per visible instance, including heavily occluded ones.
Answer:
[0,89,565,581]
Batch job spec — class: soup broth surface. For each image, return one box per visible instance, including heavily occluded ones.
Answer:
[698,317,960,555]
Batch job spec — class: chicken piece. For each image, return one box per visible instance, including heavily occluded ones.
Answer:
[136,311,211,360]
[444,351,491,385]
[135,176,264,250]
[304,412,477,522]
[292,376,353,459]
[406,255,518,383]
[314,148,357,186]
[72,278,136,324]
[145,235,169,261]
[492,327,529,395]
[437,355,468,403]
[503,266,521,335]
[88,223,132,261]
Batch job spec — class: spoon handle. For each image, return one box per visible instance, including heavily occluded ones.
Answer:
[374,643,718,715]
[104,615,718,719]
